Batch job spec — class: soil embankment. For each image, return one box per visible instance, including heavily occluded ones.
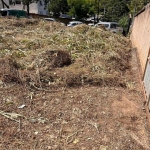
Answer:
[0,17,149,149]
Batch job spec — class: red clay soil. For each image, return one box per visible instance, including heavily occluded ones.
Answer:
[0,49,150,149]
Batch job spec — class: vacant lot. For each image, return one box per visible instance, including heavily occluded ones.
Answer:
[0,17,150,150]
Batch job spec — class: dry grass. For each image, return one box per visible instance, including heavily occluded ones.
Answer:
[0,17,131,89]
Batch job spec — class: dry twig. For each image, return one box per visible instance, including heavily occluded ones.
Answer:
[66,130,83,144]
[0,110,25,123]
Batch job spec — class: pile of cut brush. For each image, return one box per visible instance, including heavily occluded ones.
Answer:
[0,17,131,89]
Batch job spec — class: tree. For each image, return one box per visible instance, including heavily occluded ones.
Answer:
[67,0,90,20]
[127,0,144,15]
[47,0,150,22]
[0,0,9,8]
[107,1,129,21]
[127,0,150,15]
[48,0,69,16]
[22,0,32,16]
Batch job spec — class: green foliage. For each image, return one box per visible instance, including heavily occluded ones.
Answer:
[47,0,150,25]
[127,0,144,15]
[67,0,90,19]
[119,15,129,35]
[48,0,69,16]
[100,0,129,22]
[126,0,150,15]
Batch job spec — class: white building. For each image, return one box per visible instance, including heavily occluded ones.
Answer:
[0,0,49,15]
[0,1,3,9]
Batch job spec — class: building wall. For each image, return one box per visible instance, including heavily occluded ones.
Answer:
[0,0,8,9]
[130,3,150,75]
[0,1,3,9]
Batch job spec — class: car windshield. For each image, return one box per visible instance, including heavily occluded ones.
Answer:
[97,23,109,28]
[102,24,109,28]
[110,24,118,29]
[67,21,82,27]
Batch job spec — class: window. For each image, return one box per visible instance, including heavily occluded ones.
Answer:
[23,5,25,10]
[39,1,43,6]
[103,24,109,28]
[98,23,109,28]
[110,24,117,29]
[9,0,13,5]
[15,0,21,4]
[9,0,16,5]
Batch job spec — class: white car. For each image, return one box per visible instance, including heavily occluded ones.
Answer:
[67,21,83,27]
[43,18,56,22]
[88,23,95,26]
[43,18,65,26]
[95,22,123,34]
[86,17,95,22]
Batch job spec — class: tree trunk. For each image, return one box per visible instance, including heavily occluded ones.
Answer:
[94,0,96,24]
[97,0,100,22]
[1,0,9,8]
[27,3,30,16]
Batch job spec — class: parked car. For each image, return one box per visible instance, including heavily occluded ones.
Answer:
[43,18,65,26]
[95,22,123,34]
[67,21,83,27]
[88,23,95,26]
[59,14,71,19]
[43,18,56,22]
[86,17,101,23]
[86,17,95,22]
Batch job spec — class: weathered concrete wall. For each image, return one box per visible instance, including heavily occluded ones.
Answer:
[130,3,150,75]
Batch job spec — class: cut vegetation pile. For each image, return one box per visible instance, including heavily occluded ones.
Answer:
[0,17,131,89]
[0,17,150,150]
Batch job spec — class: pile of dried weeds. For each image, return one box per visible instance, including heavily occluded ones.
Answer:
[0,17,132,89]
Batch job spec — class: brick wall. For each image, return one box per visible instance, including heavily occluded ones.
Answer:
[130,3,150,75]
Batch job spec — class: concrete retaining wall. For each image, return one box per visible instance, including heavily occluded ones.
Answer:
[130,3,150,75]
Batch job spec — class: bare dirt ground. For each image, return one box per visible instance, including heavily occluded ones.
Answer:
[0,17,150,150]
